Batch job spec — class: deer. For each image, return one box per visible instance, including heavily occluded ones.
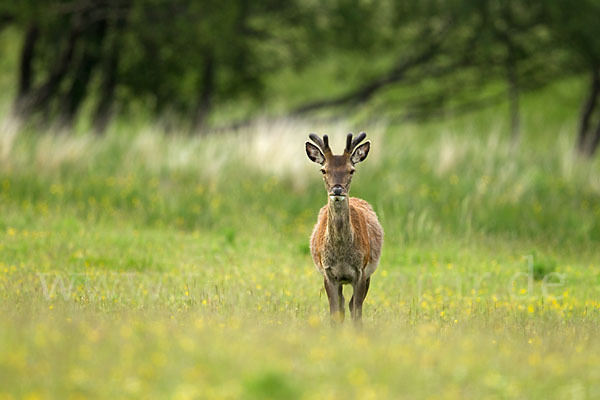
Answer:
[305,132,384,324]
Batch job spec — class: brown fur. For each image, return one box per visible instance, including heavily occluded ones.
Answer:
[305,132,383,323]
[310,197,383,278]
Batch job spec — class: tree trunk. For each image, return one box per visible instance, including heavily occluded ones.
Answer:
[15,20,83,117]
[92,34,120,134]
[93,3,129,134]
[577,68,600,157]
[192,51,215,133]
[588,120,600,156]
[17,24,39,100]
[59,19,108,127]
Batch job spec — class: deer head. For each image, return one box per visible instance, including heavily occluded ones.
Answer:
[305,132,370,201]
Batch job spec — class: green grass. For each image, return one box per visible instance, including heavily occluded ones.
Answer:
[1,79,600,399]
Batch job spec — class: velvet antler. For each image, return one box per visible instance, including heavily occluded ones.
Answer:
[309,133,332,156]
[345,132,367,154]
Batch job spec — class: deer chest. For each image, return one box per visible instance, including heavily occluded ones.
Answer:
[321,238,364,284]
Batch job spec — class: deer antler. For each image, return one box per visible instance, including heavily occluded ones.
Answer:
[309,133,332,156]
[345,132,367,154]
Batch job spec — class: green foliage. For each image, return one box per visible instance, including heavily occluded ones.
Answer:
[244,371,300,400]
[1,4,600,397]
[1,90,600,396]
[2,0,600,141]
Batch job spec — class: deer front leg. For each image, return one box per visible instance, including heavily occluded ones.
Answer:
[324,277,343,323]
[349,276,370,316]
[350,276,370,324]
[337,285,345,321]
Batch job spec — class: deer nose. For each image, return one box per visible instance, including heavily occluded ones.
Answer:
[332,186,344,196]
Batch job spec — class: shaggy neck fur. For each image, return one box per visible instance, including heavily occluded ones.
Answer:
[327,197,353,243]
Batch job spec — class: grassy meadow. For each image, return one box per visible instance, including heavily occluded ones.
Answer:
[1,78,600,399]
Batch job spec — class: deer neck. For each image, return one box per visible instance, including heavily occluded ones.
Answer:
[327,196,353,242]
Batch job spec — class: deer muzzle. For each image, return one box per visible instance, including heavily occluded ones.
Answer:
[329,185,346,201]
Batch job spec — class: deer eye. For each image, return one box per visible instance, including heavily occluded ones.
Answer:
[320,169,326,175]
[349,169,355,175]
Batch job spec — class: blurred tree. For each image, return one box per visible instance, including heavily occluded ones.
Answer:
[8,0,309,133]
[294,0,556,141]
[92,0,129,133]
[58,9,108,127]
[0,0,599,158]
[543,0,600,156]
[12,1,86,118]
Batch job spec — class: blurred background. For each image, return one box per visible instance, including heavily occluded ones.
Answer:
[0,0,598,156]
[3,3,600,398]
[0,0,599,245]
[1,0,600,251]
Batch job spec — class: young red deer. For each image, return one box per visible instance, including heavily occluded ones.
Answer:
[305,132,384,324]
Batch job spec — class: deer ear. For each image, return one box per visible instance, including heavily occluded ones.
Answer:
[351,141,370,164]
[306,142,325,165]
